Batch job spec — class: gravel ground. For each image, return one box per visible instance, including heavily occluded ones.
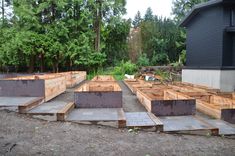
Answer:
[0,81,235,156]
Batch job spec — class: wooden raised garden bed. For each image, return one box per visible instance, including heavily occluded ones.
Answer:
[0,74,66,102]
[136,87,196,116]
[169,83,235,124]
[59,71,86,88]
[74,81,122,108]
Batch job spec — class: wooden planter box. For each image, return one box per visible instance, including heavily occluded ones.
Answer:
[183,92,235,124]
[168,83,235,124]
[136,88,196,116]
[124,80,153,94]
[91,75,116,82]
[74,81,122,108]
[60,71,86,88]
[0,74,66,102]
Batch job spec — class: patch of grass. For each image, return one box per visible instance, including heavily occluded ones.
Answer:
[87,60,138,80]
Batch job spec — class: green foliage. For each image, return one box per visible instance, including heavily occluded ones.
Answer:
[155,69,171,81]
[179,50,186,65]
[151,52,169,65]
[172,0,209,23]
[137,53,150,67]
[144,7,154,21]
[139,15,183,65]
[132,11,142,28]
[104,17,131,65]
[87,60,137,80]
[112,60,138,76]
[0,0,127,72]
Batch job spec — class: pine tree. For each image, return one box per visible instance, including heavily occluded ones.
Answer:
[144,7,154,22]
[172,0,209,23]
[132,11,142,28]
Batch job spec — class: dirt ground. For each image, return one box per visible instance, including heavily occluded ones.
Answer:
[0,81,235,156]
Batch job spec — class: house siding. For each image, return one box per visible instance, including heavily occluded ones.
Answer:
[186,6,224,67]
[223,6,235,66]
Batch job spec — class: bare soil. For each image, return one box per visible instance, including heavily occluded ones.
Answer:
[0,81,235,156]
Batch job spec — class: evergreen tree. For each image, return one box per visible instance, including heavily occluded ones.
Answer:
[132,10,142,28]
[144,7,154,21]
[172,0,209,23]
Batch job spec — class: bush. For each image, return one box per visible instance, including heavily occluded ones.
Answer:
[112,60,137,75]
[87,60,137,80]
[151,52,169,65]
[137,53,150,67]
[179,50,186,65]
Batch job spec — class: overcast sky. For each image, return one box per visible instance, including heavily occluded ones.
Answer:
[123,0,173,20]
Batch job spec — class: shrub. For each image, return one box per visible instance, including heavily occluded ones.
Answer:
[179,50,186,65]
[112,60,137,75]
[151,52,169,65]
[137,53,150,67]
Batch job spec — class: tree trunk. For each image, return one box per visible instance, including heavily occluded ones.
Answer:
[52,61,59,73]
[40,54,44,72]
[94,0,102,52]
[28,55,35,73]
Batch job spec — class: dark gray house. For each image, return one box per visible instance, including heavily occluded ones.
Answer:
[180,0,235,92]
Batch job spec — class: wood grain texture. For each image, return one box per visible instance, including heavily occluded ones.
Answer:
[57,102,75,121]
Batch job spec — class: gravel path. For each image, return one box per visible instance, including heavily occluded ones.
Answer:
[0,81,235,155]
[118,81,146,112]
[0,110,235,156]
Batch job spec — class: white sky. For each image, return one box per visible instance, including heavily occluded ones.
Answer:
[123,0,173,19]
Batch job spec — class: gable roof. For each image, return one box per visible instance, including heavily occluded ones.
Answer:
[180,0,235,27]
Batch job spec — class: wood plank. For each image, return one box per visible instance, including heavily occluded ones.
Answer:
[210,95,235,108]
[44,76,66,101]
[196,100,221,119]
[147,112,164,131]
[57,102,75,121]
[136,90,152,112]
[164,90,193,100]
[179,82,220,93]
[18,97,44,114]
[117,108,126,128]
[91,75,116,82]
[59,71,86,88]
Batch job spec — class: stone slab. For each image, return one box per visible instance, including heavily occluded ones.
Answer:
[125,112,155,127]
[66,108,124,121]
[159,116,218,133]
[28,101,68,115]
[0,97,40,107]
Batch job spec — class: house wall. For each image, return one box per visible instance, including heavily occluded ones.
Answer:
[233,36,235,66]
[222,6,235,66]
[182,69,235,92]
[186,6,224,67]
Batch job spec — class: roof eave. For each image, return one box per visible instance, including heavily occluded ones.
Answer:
[179,0,223,27]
